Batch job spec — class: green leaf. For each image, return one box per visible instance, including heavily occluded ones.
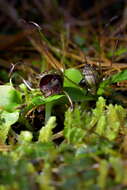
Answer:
[110,69,127,83]
[97,78,111,95]
[108,47,127,57]
[0,110,19,143]
[32,95,65,106]
[64,87,88,102]
[0,85,22,112]
[97,69,127,95]
[64,68,82,88]
[38,116,56,142]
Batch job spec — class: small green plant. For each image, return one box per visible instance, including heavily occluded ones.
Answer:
[0,96,127,189]
[0,57,127,189]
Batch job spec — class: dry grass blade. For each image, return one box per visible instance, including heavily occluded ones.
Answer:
[21,21,64,72]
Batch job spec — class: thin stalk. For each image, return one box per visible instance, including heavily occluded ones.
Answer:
[45,102,53,124]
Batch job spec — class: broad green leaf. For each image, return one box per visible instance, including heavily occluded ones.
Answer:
[32,95,65,106]
[64,87,88,102]
[0,85,22,112]
[64,68,82,88]
[0,110,19,143]
[38,116,56,142]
